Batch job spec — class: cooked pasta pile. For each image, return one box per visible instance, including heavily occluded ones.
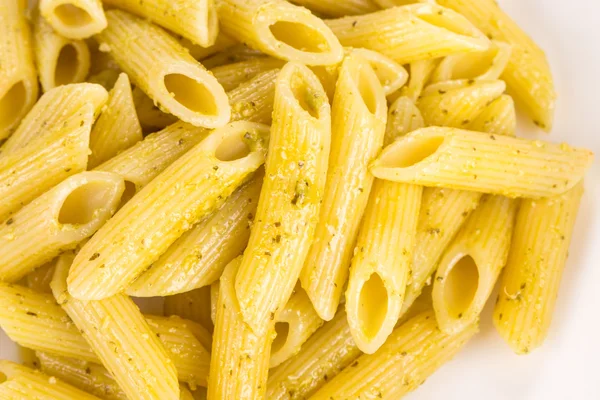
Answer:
[0,0,594,399]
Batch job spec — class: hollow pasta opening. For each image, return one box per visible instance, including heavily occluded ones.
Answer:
[55,44,80,86]
[443,255,479,318]
[289,71,322,119]
[215,134,251,161]
[358,273,388,339]
[379,134,444,168]
[356,65,379,115]
[271,322,290,354]
[418,10,479,38]
[450,50,497,80]
[118,180,137,207]
[269,21,330,54]
[164,74,218,116]
[58,181,116,225]
[54,4,93,27]
[0,81,27,132]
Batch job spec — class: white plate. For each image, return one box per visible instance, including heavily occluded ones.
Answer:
[2,1,600,399]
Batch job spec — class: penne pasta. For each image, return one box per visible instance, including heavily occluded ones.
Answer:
[210,58,286,91]
[210,281,220,327]
[200,43,265,70]
[270,285,324,368]
[216,0,344,65]
[0,0,39,140]
[39,0,107,39]
[371,127,593,198]
[430,40,512,83]
[96,10,230,128]
[395,58,438,102]
[433,194,517,334]
[228,68,280,124]
[310,310,478,399]
[69,121,269,300]
[51,255,180,400]
[181,33,237,61]
[437,0,556,131]
[128,174,263,297]
[131,86,179,131]
[348,48,409,97]
[88,73,143,168]
[288,0,379,18]
[0,104,94,222]
[0,360,101,400]
[494,183,584,354]
[468,94,517,137]
[0,171,124,283]
[102,0,218,47]
[33,12,91,92]
[325,4,490,64]
[208,257,274,400]
[267,309,361,400]
[26,260,58,294]
[1,83,107,155]
[345,95,423,354]
[418,79,506,128]
[235,63,331,333]
[164,286,215,334]
[301,54,387,321]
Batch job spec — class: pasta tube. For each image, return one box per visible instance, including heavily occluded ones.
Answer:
[0,171,124,283]
[310,310,478,399]
[70,121,269,300]
[33,12,90,92]
[371,127,593,198]
[349,48,408,97]
[395,59,438,102]
[418,79,506,128]
[96,10,230,128]
[131,86,179,131]
[288,0,378,17]
[301,53,386,321]
[235,63,331,333]
[433,195,517,334]
[39,0,107,39]
[228,68,280,124]
[88,73,142,168]
[182,33,237,61]
[345,96,423,354]
[208,257,274,400]
[0,360,101,400]
[270,285,324,368]
[216,0,344,65]
[325,4,490,64]
[267,309,361,400]
[51,255,180,400]
[436,0,556,131]
[26,260,58,294]
[468,94,516,137]
[164,286,215,334]
[0,104,94,222]
[494,183,584,354]
[102,0,218,47]
[211,57,285,91]
[430,40,512,83]
[0,0,38,140]
[128,174,262,296]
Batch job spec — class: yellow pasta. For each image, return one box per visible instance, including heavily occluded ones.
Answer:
[200,43,264,69]
[102,0,218,47]
[33,12,91,92]
[0,171,124,283]
[51,255,180,400]
[131,86,179,131]
[288,0,378,18]
[325,4,490,64]
[374,0,435,7]
[345,96,423,354]
[208,257,274,400]
[394,59,438,102]
[39,0,107,39]
[433,195,517,334]
[494,183,584,354]
[270,285,323,368]
[181,33,237,61]
[210,57,285,91]
[216,0,344,65]
[468,94,517,137]
[418,79,506,128]
[437,0,556,131]
[228,68,280,124]
[96,10,230,128]
[88,73,142,168]
[235,63,331,333]
[70,121,269,300]
[0,360,101,400]
[26,259,58,294]
[348,48,409,97]
[301,54,386,321]
[164,286,215,334]
[0,0,39,140]
[310,310,478,399]
[0,104,94,222]
[430,40,512,83]
[128,174,263,297]
[371,127,593,198]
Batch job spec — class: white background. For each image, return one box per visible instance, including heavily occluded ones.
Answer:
[2,1,600,399]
